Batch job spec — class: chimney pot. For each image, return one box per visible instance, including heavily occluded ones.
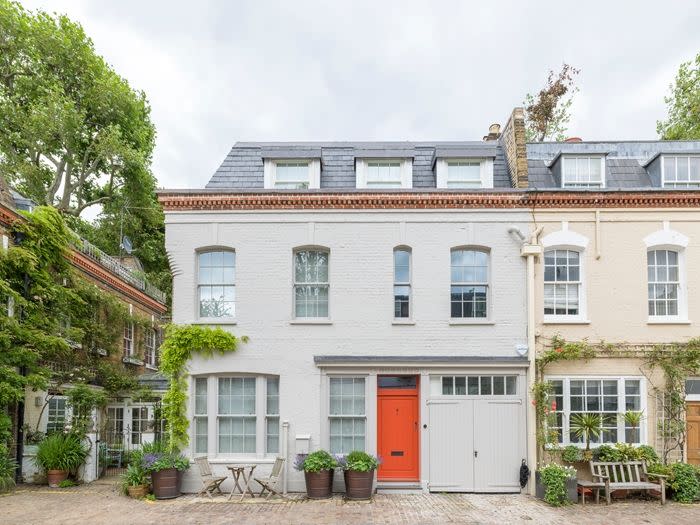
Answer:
[564,137,582,143]
[489,123,501,135]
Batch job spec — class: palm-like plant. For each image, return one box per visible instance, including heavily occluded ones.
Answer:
[569,413,602,451]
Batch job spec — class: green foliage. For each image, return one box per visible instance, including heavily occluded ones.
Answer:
[538,463,576,506]
[144,493,156,501]
[295,450,338,473]
[531,380,558,447]
[669,463,700,503]
[560,445,582,463]
[569,413,603,451]
[636,445,659,465]
[141,450,189,473]
[66,383,107,436]
[34,433,88,472]
[537,336,597,369]
[0,445,16,493]
[159,324,245,452]
[342,451,380,472]
[57,479,76,488]
[657,53,700,140]
[524,64,580,142]
[121,462,148,493]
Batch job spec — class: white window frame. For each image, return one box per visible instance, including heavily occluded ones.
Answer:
[436,158,494,189]
[131,406,149,445]
[265,377,280,455]
[545,376,647,447]
[430,375,518,397]
[543,248,584,322]
[196,375,279,459]
[686,378,700,402]
[450,247,490,320]
[193,377,208,454]
[393,247,411,320]
[561,155,606,188]
[123,322,134,356]
[293,248,330,320]
[646,247,687,323]
[661,155,700,188]
[196,249,236,322]
[46,396,69,434]
[355,158,412,189]
[264,159,320,189]
[144,328,157,369]
[327,376,367,454]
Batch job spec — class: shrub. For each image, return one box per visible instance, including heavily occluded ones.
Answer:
[293,450,338,473]
[593,445,620,462]
[0,447,16,493]
[339,451,380,472]
[121,463,149,494]
[636,445,659,465]
[34,433,89,472]
[58,479,77,488]
[670,463,700,503]
[538,463,576,506]
[141,451,189,473]
[560,445,582,463]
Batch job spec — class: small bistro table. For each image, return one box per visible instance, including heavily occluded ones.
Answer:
[226,464,258,501]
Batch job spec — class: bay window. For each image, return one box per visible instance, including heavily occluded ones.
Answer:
[546,377,645,446]
[218,377,256,454]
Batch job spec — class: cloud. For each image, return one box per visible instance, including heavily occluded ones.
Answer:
[19,0,700,188]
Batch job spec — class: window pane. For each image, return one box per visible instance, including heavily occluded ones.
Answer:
[480,376,492,395]
[442,376,454,395]
[467,376,479,395]
[506,376,517,395]
[455,376,466,395]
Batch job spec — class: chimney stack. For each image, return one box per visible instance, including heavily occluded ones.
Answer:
[483,123,502,141]
[501,108,529,188]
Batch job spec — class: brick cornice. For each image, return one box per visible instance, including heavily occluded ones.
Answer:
[157,190,700,211]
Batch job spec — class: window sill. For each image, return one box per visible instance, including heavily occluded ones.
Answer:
[392,319,416,325]
[543,318,591,325]
[449,319,495,325]
[289,319,333,325]
[201,456,279,465]
[647,318,691,325]
[122,356,144,366]
[192,318,237,325]
[145,364,158,371]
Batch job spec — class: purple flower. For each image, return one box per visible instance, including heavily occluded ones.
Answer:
[293,454,308,472]
[142,453,161,470]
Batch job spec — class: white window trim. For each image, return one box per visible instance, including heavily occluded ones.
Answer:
[123,322,134,356]
[325,375,368,454]
[545,376,647,448]
[436,158,494,189]
[661,155,700,188]
[292,247,330,321]
[645,246,688,324]
[195,375,279,460]
[45,395,70,433]
[264,159,320,189]
[195,248,237,323]
[686,378,700,402]
[393,246,412,320]
[542,223,589,324]
[355,158,412,189]
[561,155,606,188]
[449,247,492,321]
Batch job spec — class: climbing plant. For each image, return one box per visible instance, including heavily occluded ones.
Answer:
[0,206,154,449]
[159,324,247,452]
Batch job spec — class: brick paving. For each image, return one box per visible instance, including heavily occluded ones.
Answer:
[2,478,700,525]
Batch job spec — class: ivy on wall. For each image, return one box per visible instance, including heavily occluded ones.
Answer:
[159,324,247,452]
[0,206,155,449]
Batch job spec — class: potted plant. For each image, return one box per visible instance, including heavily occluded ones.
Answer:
[34,433,89,487]
[142,451,190,499]
[294,450,338,499]
[569,413,602,460]
[121,463,150,498]
[339,451,380,500]
[535,463,577,506]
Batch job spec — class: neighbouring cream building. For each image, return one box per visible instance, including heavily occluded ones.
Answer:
[159,110,700,495]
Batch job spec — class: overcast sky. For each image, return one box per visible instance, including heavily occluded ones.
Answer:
[20,0,700,190]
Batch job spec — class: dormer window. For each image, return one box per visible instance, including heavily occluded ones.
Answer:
[435,158,494,189]
[561,156,605,188]
[264,159,320,189]
[355,158,412,189]
[662,156,700,188]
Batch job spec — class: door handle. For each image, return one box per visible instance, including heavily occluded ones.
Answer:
[474,450,478,458]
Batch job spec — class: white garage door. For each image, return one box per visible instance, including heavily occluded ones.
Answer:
[428,374,525,493]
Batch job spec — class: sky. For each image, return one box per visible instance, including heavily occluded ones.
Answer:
[19,0,700,191]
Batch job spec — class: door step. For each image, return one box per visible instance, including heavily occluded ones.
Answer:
[376,481,424,494]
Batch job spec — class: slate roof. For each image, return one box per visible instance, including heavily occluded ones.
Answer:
[527,141,700,189]
[206,141,511,190]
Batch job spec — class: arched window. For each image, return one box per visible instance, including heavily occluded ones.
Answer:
[394,247,411,319]
[294,248,329,318]
[450,248,489,318]
[543,249,581,316]
[197,250,236,318]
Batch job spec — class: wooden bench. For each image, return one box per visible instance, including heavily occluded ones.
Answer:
[588,460,667,505]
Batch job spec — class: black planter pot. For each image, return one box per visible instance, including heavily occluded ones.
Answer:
[344,469,375,500]
[304,470,334,499]
[151,468,181,500]
[535,472,577,503]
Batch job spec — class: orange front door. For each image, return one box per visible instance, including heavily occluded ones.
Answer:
[377,376,419,481]
[688,402,700,465]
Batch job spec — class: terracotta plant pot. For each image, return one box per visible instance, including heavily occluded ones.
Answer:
[151,468,181,500]
[127,484,150,499]
[47,469,68,488]
[304,470,334,499]
[344,469,374,500]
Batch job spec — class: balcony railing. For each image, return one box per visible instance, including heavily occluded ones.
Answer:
[72,238,167,304]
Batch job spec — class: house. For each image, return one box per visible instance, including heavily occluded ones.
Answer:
[159,109,535,493]
[526,140,700,466]
[0,185,169,482]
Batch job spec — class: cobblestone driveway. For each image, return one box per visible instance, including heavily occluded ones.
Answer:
[2,478,700,524]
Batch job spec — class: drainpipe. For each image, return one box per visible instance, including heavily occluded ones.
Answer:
[521,227,543,495]
[282,420,289,495]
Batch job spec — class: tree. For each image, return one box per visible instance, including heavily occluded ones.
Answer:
[0,0,155,217]
[523,64,580,142]
[657,53,700,140]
